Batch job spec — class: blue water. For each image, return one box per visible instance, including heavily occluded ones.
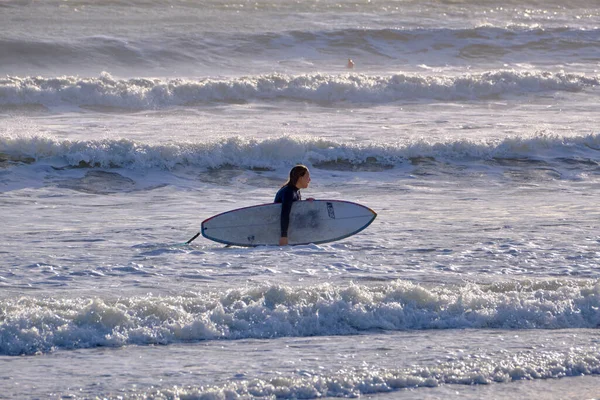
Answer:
[1,0,600,398]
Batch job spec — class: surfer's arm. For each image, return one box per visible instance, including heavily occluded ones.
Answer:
[280,197,293,238]
[279,189,296,244]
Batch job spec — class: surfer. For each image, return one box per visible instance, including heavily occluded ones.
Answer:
[274,164,312,246]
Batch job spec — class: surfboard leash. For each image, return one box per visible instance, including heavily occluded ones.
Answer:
[185,232,200,244]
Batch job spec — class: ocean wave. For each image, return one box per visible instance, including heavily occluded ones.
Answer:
[1,279,598,356]
[108,347,600,399]
[1,26,599,75]
[0,70,598,109]
[2,133,600,172]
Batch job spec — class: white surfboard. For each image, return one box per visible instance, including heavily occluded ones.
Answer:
[200,200,376,246]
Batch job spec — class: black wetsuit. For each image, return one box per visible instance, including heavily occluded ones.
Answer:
[274,184,301,238]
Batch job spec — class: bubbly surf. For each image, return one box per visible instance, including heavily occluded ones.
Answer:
[2,279,599,356]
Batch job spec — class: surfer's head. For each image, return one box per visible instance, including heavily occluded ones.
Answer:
[286,164,310,189]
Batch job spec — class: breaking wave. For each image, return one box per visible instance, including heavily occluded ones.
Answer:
[1,279,599,356]
[2,132,600,172]
[1,70,598,109]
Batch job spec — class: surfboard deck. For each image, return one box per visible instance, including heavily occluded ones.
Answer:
[201,200,376,246]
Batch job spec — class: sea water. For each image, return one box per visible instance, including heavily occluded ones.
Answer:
[1,0,600,398]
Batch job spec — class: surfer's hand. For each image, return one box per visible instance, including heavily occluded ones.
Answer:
[279,237,289,246]
[307,197,315,201]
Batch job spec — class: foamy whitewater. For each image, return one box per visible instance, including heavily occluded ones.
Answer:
[1,0,600,399]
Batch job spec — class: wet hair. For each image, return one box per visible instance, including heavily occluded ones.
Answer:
[284,164,309,187]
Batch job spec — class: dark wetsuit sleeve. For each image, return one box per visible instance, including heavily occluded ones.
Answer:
[279,188,295,237]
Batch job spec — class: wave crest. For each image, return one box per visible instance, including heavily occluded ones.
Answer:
[1,70,597,109]
[2,132,600,172]
[1,279,598,355]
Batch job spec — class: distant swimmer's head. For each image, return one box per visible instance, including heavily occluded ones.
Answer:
[286,164,311,189]
[347,59,354,69]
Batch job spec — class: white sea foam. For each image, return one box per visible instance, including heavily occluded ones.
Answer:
[2,132,600,173]
[1,71,598,109]
[1,279,598,356]
[110,347,600,399]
